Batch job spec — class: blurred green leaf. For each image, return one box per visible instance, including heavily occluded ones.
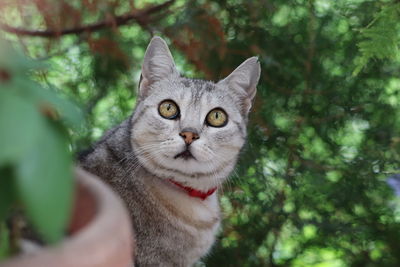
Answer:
[28,84,84,128]
[16,122,73,243]
[0,167,15,222]
[0,222,10,260]
[0,39,45,79]
[0,90,42,164]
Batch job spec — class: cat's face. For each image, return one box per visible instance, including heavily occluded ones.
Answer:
[131,37,260,191]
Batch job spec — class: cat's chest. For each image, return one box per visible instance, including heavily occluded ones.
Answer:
[138,175,221,264]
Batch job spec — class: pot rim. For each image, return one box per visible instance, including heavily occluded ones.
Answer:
[0,167,134,267]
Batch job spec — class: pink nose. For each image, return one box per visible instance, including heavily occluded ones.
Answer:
[179,131,199,145]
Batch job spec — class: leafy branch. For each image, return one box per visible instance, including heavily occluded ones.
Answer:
[353,2,400,75]
[0,0,175,38]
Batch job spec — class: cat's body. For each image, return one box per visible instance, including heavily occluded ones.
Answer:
[79,37,260,266]
[80,119,220,266]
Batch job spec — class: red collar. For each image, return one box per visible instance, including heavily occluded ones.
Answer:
[168,179,217,200]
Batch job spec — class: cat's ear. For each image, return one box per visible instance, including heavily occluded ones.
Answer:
[139,36,178,98]
[218,57,261,113]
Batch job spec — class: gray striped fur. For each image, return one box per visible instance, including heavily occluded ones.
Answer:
[79,37,260,266]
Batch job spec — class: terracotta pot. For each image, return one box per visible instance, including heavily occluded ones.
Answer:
[0,168,134,267]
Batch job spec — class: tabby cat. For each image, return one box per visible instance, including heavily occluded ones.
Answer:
[79,36,260,266]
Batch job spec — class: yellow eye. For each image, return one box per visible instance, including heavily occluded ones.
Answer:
[158,100,179,119]
[206,108,228,127]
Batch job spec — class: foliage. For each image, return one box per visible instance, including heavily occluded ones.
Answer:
[0,38,81,254]
[354,2,400,74]
[1,0,400,266]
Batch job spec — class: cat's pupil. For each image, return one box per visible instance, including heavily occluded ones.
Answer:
[215,112,219,119]
[167,104,171,110]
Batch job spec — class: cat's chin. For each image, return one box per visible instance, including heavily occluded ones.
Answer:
[136,151,236,191]
[174,149,196,160]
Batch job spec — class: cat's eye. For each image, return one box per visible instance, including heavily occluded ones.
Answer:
[206,108,228,127]
[158,100,180,119]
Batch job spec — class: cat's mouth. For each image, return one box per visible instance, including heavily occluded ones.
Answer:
[174,148,196,160]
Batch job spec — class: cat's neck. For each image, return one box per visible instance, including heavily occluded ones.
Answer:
[139,169,220,227]
[168,179,217,200]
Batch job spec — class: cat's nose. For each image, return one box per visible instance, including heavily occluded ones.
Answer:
[179,130,199,145]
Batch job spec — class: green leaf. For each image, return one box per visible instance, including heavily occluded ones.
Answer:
[27,84,84,128]
[0,38,44,74]
[0,222,10,260]
[353,3,400,75]
[0,166,16,221]
[0,90,42,165]
[16,122,73,244]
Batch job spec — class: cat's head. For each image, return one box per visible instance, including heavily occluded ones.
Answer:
[131,37,260,191]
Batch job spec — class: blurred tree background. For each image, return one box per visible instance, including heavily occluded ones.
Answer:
[1,0,400,266]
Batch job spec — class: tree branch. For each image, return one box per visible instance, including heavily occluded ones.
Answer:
[0,0,175,37]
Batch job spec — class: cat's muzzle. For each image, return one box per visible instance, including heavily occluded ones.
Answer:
[174,148,195,160]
